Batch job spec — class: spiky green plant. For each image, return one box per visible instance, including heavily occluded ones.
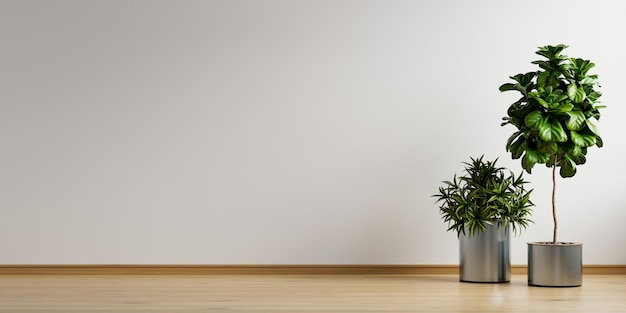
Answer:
[434,156,534,237]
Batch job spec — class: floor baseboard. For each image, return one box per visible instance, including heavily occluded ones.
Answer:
[1,264,625,275]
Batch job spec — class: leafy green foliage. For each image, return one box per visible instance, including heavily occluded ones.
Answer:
[433,156,534,237]
[500,45,604,178]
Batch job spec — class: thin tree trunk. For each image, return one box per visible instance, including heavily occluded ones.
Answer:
[552,154,558,244]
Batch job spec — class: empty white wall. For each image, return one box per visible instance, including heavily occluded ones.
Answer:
[1,0,625,264]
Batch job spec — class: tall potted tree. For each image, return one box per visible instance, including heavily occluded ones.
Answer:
[499,44,605,287]
[434,156,533,283]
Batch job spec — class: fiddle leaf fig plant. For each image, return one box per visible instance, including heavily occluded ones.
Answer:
[499,44,604,243]
[433,156,534,237]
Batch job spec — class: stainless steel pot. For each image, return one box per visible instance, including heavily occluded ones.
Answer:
[528,242,582,287]
[459,220,510,283]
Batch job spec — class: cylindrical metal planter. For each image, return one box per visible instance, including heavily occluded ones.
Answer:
[459,221,510,283]
[528,242,582,287]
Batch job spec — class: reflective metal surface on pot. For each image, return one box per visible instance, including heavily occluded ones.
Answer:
[528,242,582,287]
[459,220,510,283]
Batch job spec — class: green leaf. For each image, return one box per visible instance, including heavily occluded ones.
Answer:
[521,154,535,174]
[525,149,550,164]
[580,76,597,86]
[588,91,602,102]
[553,102,573,113]
[567,85,585,103]
[509,136,527,159]
[570,152,587,165]
[536,71,550,88]
[586,120,600,136]
[596,136,604,148]
[565,110,585,131]
[506,131,523,149]
[520,72,537,85]
[571,144,584,156]
[537,71,561,88]
[536,44,568,59]
[531,60,552,71]
[499,83,518,92]
[570,58,595,76]
[593,104,606,110]
[500,72,536,95]
[571,130,597,147]
[524,111,543,130]
[528,92,549,108]
[538,116,568,142]
[559,156,577,178]
[521,149,550,173]
[549,94,570,107]
[537,140,558,154]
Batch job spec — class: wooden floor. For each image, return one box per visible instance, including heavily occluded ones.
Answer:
[1,274,625,312]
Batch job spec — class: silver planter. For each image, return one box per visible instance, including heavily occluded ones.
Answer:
[528,242,582,287]
[459,221,510,283]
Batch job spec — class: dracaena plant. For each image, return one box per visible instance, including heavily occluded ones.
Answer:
[499,44,605,243]
[433,156,534,237]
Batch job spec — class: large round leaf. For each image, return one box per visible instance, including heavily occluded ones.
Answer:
[565,110,585,131]
[559,157,577,177]
[586,119,600,135]
[524,110,543,130]
[500,44,604,180]
[570,130,597,147]
[521,149,550,173]
[567,84,586,103]
[539,116,568,142]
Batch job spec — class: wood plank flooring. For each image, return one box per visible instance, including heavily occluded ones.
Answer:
[1,274,625,312]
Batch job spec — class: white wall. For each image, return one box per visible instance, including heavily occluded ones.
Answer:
[1,0,625,265]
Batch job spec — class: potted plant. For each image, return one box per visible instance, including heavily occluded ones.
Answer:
[434,156,534,283]
[499,44,605,287]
